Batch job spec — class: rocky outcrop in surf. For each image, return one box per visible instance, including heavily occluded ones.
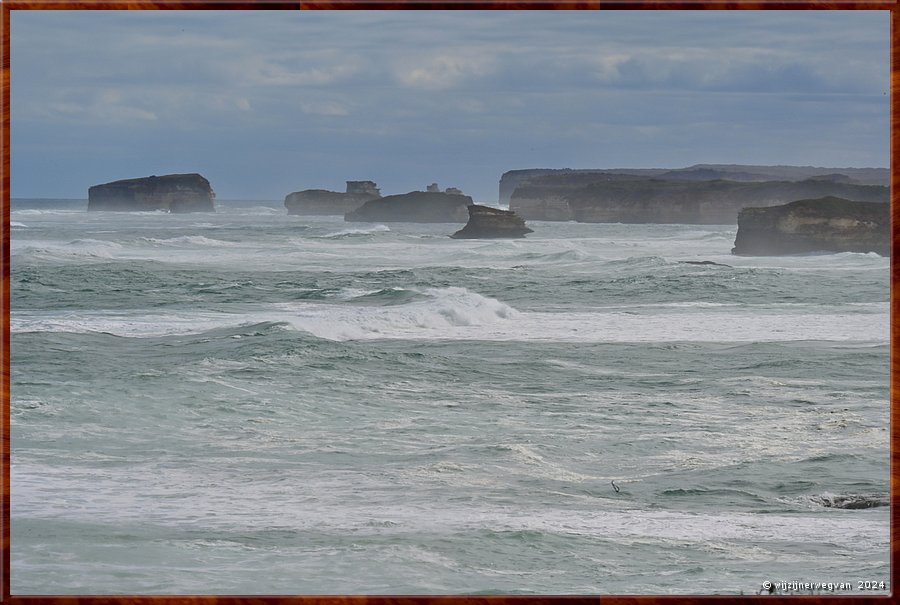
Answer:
[285,181,381,216]
[88,173,215,212]
[731,196,890,256]
[451,205,533,239]
[345,190,474,223]
[806,493,889,509]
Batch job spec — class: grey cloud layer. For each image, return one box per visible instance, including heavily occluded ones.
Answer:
[11,10,888,199]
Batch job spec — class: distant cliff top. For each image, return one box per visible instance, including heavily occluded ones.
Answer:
[498,164,889,203]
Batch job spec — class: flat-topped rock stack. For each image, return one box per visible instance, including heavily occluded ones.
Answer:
[285,180,381,215]
[88,173,215,212]
[345,190,475,223]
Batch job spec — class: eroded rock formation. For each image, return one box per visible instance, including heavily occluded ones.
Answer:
[285,181,381,215]
[345,191,474,223]
[88,173,215,212]
[731,197,889,256]
[510,176,889,224]
[450,205,533,239]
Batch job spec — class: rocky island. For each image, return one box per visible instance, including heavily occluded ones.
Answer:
[345,189,474,223]
[451,205,533,239]
[285,181,381,215]
[503,165,889,224]
[731,196,889,256]
[88,173,215,212]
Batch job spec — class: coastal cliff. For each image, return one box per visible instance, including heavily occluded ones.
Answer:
[499,164,889,204]
[451,205,533,239]
[285,181,381,215]
[345,191,474,223]
[511,176,889,224]
[88,173,215,212]
[731,197,889,256]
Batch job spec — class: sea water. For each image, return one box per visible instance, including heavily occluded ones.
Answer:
[9,199,890,594]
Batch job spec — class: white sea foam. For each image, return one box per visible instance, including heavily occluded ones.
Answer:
[11,208,83,216]
[320,224,390,238]
[272,286,520,340]
[11,222,27,228]
[11,311,239,338]
[10,287,888,343]
[14,238,126,261]
[13,462,887,551]
[139,235,240,247]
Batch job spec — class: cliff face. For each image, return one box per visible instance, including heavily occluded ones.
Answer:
[450,205,533,239]
[500,169,574,205]
[345,191,474,223]
[88,173,215,212]
[511,177,889,224]
[285,181,381,215]
[499,165,889,204]
[498,168,666,204]
[731,197,889,256]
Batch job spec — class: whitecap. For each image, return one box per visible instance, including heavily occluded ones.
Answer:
[272,286,520,341]
[139,235,240,247]
[320,224,391,238]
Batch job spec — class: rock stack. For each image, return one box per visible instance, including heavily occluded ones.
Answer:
[88,173,215,212]
[451,205,533,239]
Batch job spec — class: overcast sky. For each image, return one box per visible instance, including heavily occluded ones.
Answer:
[11,10,889,201]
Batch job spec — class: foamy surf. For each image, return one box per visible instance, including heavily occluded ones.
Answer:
[11,289,887,343]
[319,224,391,238]
[11,204,889,594]
[138,235,241,247]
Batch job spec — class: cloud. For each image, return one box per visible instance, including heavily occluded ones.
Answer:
[233,54,363,87]
[299,101,349,116]
[9,10,889,200]
[36,89,158,123]
[393,52,497,90]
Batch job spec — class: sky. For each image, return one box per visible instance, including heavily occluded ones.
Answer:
[10,10,890,202]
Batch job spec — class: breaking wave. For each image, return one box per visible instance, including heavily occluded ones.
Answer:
[319,224,391,239]
[138,235,241,247]
[11,287,520,341]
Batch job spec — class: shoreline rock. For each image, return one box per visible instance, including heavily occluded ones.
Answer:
[731,196,889,256]
[285,181,380,215]
[88,173,215,213]
[451,205,533,239]
[345,191,474,223]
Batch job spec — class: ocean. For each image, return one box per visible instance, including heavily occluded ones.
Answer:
[9,198,890,595]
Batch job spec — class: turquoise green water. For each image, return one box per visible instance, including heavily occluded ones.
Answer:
[10,199,890,594]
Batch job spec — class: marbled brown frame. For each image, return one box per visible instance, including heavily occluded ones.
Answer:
[0,1,895,603]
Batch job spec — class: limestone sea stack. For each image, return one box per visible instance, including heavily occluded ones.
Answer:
[451,205,533,239]
[731,196,889,256]
[285,181,381,215]
[88,173,215,212]
[345,191,474,223]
